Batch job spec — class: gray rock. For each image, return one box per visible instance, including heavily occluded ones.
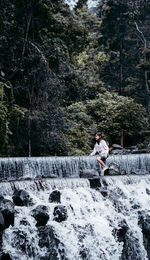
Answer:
[111,149,124,155]
[12,189,32,207]
[80,169,99,178]
[0,199,15,228]
[146,188,150,195]
[138,210,150,257]
[108,162,126,175]
[0,211,5,231]
[112,144,123,150]
[122,149,132,155]
[0,252,12,259]
[131,169,149,175]
[32,205,49,227]
[132,149,148,154]
[53,205,68,222]
[38,225,68,260]
[49,190,61,203]
[89,178,101,189]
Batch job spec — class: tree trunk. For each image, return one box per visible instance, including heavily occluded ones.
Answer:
[28,115,31,157]
[119,41,123,95]
[120,129,124,147]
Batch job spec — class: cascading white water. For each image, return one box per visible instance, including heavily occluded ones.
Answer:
[1,175,150,259]
[0,154,150,181]
[64,0,100,11]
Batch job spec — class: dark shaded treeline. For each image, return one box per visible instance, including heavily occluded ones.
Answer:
[0,0,149,156]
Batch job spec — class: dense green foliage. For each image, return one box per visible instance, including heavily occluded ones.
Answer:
[65,91,148,155]
[0,0,149,156]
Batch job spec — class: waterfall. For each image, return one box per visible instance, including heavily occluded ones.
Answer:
[64,0,100,11]
[0,154,150,181]
[0,154,150,259]
[1,175,150,259]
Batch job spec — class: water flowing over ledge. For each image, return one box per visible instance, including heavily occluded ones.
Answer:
[0,154,150,259]
[0,154,150,181]
[0,174,150,196]
[1,174,150,259]
[0,178,90,196]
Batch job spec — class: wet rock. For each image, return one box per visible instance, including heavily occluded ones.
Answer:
[20,218,31,226]
[131,148,139,154]
[38,225,68,260]
[99,189,108,197]
[132,148,148,154]
[32,205,49,227]
[131,202,141,210]
[23,177,32,181]
[131,169,149,175]
[123,230,145,259]
[0,199,15,228]
[53,205,68,222]
[49,190,61,203]
[12,189,32,207]
[111,149,124,155]
[115,219,144,259]
[109,187,128,213]
[89,178,101,189]
[108,162,126,175]
[112,144,123,150]
[138,211,150,257]
[79,248,89,259]
[0,211,5,231]
[146,188,150,195]
[80,169,99,178]
[0,252,12,259]
[101,179,108,187]
[116,220,129,242]
[108,162,120,175]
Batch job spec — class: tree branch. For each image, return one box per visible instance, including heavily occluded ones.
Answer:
[135,22,147,48]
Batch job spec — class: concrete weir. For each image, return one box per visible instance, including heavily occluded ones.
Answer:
[1,173,150,196]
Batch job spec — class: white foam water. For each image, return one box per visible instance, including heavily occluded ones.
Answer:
[64,0,100,11]
[1,175,150,259]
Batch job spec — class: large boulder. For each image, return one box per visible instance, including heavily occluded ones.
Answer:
[32,205,49,227]
[0,199,15,228]
[49,190,61,204]
[108,162,126,175]
[80,169,99,178]
[53,205,68,222]
[12,189,32,207]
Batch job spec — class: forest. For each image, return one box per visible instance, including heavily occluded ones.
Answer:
[0,0,150,156]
